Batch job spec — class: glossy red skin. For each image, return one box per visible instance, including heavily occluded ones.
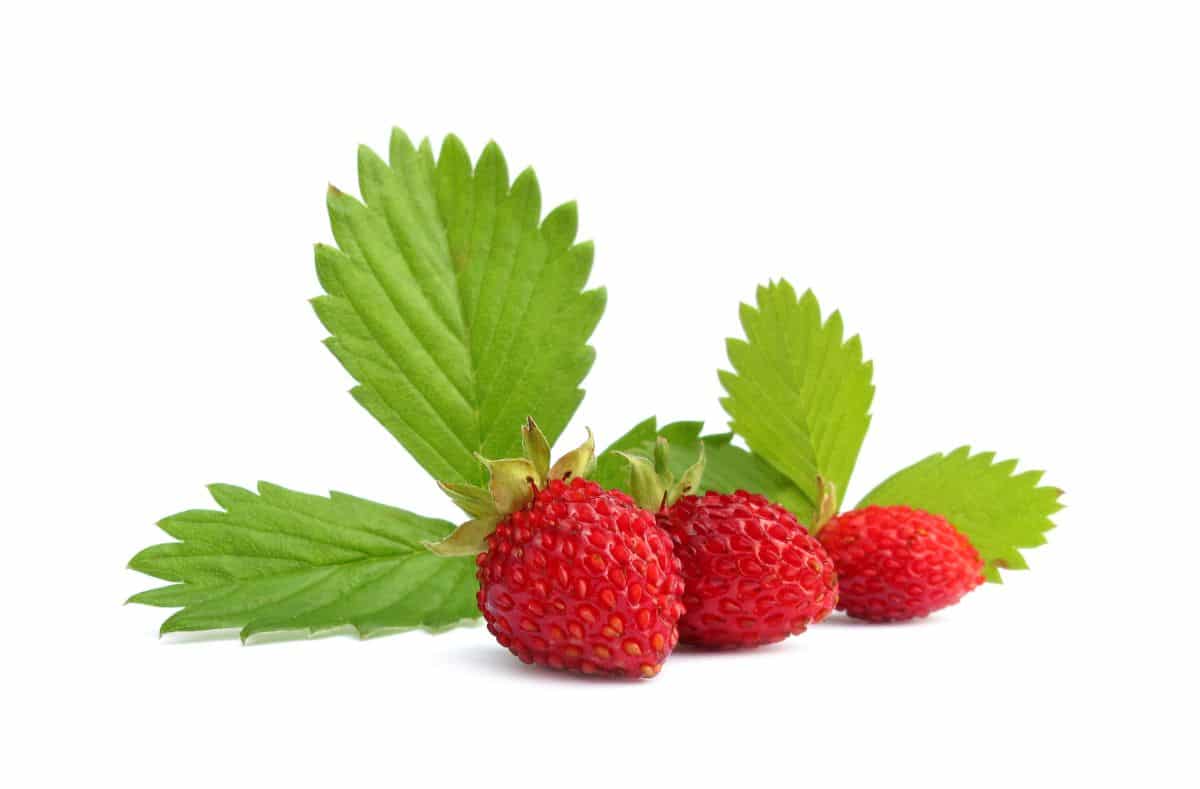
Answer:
[658,490,837,649]
[477,478,685,678]
[818,505,985,622]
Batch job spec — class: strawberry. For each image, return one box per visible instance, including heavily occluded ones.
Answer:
[621,440,837,648]
[426,419,684,678]
[816,501,985,623]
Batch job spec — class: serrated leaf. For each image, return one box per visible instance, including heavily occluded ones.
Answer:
[857,447,1064,582]
[720,281,874,510]
[595,418,815,523]
[128,483,479,640]
[312,129,604,486]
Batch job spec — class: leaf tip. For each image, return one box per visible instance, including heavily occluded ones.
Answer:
[514,164,539,187]
[438,132,468,162]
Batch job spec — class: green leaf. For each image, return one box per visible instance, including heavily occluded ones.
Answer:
[312,129,605,487]
[592,417,660,490]
[857,447,1064,583]
[695,435,815,524]
[719,281,874,510]
[595,418,815,523]
[127,483,480,641]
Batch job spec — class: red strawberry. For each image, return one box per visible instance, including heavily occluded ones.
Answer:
[621,440,837,648]
[660,490,837,648]
[478,477,683,676]
[427,420,684,678]
[817,504,985,622]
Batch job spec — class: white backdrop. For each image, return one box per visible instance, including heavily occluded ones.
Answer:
[3,2,1196,786]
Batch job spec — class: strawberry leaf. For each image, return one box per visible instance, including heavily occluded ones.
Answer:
[720,281,874,510]
[592,417,662,490]
[595,418,814,523]
[127,483,480,640]
[694,434,815,524]
[313,130,604,486]
[857,447,1064,582]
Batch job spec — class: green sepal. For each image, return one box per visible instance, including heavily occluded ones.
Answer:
[522,417,552,481]
[549,427,596,481]
[424,515,503,557]
[427,421,598,558]
[617,438,706,511]
[672,444,706,502]
[478,455,540,514]
[593,417,812,521]
[653,437,671,477]
[426,454,533,557]
[616,450,668,511]
[437,481,498,520]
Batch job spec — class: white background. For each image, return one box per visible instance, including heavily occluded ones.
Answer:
[3,2,1197,786]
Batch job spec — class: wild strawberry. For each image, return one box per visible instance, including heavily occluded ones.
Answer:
[620,441,837,648]
[816,502,985,623]
[426,419,684,678]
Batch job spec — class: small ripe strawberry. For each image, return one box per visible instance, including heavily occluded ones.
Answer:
[478,478,684,676]
[621,441,837,648]
[817,503,985,623]
[660,491,837,647]
[427,419,684,678]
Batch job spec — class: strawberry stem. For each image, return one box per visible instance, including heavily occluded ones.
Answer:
[812,476,839,533]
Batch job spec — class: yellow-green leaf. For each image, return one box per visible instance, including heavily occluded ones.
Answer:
[720,281,874,510]
[857,447,1064,582]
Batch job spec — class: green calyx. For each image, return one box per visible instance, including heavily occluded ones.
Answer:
[424,417,596,557]
[616,437,706,512]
